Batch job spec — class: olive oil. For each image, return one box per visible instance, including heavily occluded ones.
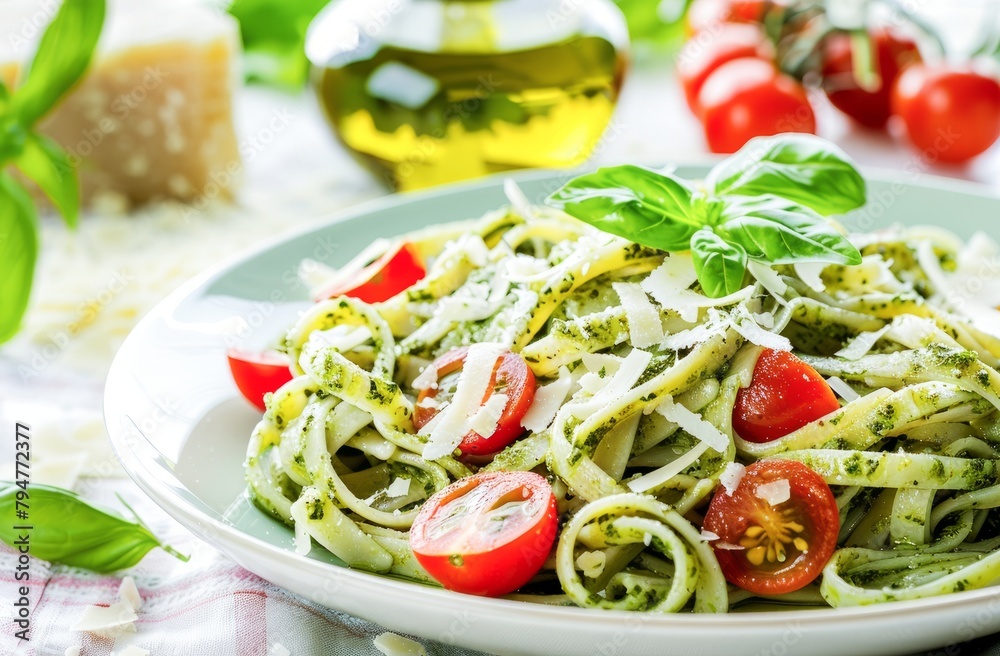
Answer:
[315,36,625,190]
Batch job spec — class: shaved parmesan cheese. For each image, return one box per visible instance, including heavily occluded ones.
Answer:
[66,647,82,656]
[575,550,607,579]
[916,240,951,299]
[700,529,720,542]
[755,479,791,506]
[720,462,746,496]
[313,325,372,352]
[730,306,792,352]
[580,353,623,375]
[521,368,573,433]
[747,261,788,301]
[715,541,745,551]
[753,311,775,329]
[71,601,138,638]
[294,516,312,556]
[114,647,150,656]
[661,317,727,351]
[826,376,860,402]
[613,282,664,348]
[411,363,439,391]
[885,316,940,349]
[468,393,508,438]
[643,258,755,323]
[504,254,549,282]
[386,477,411,498]
[119,576,142,612]
[794,262,827,293]
[628,441,710,493]
[655,396,729,453]
[835,325,891,360]
[504,178,536,219]
[422,344,504,460]
[585,349,652,408]
[373,632,428,656]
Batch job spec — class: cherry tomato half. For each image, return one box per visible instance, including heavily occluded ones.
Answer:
[699,58,816,154]
[702,459,839,595]
[686,0,771,36]
[891,63,1000,163]
[409,471,558,597]
[678,23,775,116]
[414,347,536,462]
[732,349,839,443]
[227,349,294,411]
[314,242,425,304]
[822,29,922,129]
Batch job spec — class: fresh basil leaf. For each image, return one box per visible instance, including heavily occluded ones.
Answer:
[14,133,79,228]
[546,165,705,251]
[10,0,105,127]
[0,174,38,344]
[0,482,187,573]
[706,134,867,216]
[690,227,747,298]
[719,197,863,265]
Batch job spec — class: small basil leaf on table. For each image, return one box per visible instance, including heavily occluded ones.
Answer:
[691,227,748,298]
[705,134,867,217]
[546,164,706,251]
[719,196,863,265]
[0,482,188,573]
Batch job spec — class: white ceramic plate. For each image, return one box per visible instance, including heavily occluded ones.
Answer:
[106,168,1000,656]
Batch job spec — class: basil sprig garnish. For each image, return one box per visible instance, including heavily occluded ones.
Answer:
[0,482,188,573]
[547,134,866,297]
[0,0,105,343]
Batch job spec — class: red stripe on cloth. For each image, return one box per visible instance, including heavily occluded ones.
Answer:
[234,589,268,656]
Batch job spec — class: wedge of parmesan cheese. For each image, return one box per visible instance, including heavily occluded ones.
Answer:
[1,0,241,205]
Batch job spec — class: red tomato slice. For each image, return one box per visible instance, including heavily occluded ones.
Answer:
[698,58,816,154]
[409,471,558,597]
[314,242,425,304]
[677,23,775,116]
[891,62,1000,163]
[733,349,840,443]
[227,349,294,411]
[702,459,839,595]
[821,29,921,129]
[414,347,536,462]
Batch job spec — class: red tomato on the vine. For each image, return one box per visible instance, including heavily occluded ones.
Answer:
[687,0,771,36]
[822,29,922,129]
[892,63,1000,163]
[698,58,816,153]
[677,23,775,116]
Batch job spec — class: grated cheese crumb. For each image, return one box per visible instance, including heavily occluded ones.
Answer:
[755,479,791,506]
[699,529,720,542]
[575,550,607,579]
[720,462,746,496]
[385,477,411,498]
[119,576,142,612]
[373,632,428,656]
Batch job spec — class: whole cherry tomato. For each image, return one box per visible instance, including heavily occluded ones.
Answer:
[892,63,1000,163]
[678,23,775,116]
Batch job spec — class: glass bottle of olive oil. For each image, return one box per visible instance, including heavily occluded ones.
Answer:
[306,0,629,190]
